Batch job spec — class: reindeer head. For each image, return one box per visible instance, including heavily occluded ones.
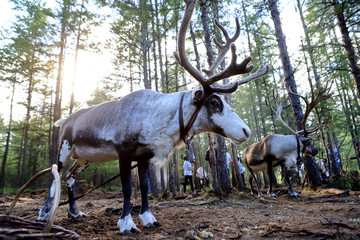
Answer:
[300,136,318,157]
[174,0,269,145]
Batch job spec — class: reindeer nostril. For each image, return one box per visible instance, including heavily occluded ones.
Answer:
[243,128,250,139]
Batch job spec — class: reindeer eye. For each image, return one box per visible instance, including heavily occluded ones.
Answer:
[210,100,220,108]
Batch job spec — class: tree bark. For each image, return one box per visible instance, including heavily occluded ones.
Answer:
[20,68,34,186]
[268,0,322,189]
[331,0,360,101]
[207,134,220,196]
[51,0,69,167]
[216,135,231,193]
[0,79,16,193]
[199,0,214,67]
[69,1,85,115]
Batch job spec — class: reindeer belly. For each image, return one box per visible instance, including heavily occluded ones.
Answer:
[74,145,118,162]
[250,161,268,173]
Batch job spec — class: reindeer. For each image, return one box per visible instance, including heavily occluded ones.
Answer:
[243,87,332,198]
[37,0,269,235]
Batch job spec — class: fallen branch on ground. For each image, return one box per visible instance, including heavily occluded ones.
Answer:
[263,226,335,238]
[307,189,350,200]
[321,218,356,230]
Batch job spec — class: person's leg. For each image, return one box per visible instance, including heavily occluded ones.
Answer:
[183,176,187,193]
[190,176,194,193]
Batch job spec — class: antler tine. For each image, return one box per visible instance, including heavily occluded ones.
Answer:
[174,0,269,93]
[265,97,299,136]
[173,0,207,86]
[206,44,254,85]
[236,64,270,86]
[288,84,333,137]
[220,64,270,89]
[203,18,240,77]
[306,117,331,135]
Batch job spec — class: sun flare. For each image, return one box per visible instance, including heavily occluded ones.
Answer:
[62,50,113,108]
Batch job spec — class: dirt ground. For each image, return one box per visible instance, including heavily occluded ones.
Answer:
[1,186,360,240]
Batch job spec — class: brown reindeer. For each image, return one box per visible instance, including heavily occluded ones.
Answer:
[243,87,332,198]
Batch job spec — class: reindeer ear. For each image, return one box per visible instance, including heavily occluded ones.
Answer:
[192,87,204,104]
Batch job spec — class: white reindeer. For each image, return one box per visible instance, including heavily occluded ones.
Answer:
[243,87,332,198]
[37,0,269,234]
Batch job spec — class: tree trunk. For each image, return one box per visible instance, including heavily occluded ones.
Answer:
[207,134,220,196]
[69,1,84,115]
[0,79,16,193]
[231,143,245,190]
[174,149,180,191]
[20,69,34,186]
[51,0,69,167]
[199,0,229,195]
[199,0,214,66]
[268,0,322,189]
[169,155,176,196]
[151,0,159,92]
[149,161,158,197]
[216,135,231,193]
[337,76,360,168]
[331,0,360,100]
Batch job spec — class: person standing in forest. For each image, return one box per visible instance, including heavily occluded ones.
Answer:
[183,155,195,195]
[205,142,218,161]
[226,152,232,169]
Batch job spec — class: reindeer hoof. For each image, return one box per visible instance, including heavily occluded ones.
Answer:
[121,227,140,235]
[288,189,300,198]
[144,221,160,229]
[68,210,86,219]
[118,215,140,235]
[267,192,277,198]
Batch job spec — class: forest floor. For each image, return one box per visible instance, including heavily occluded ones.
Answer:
[1,186,360,240]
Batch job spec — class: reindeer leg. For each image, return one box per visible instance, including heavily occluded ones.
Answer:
[118,156,139,234]
[65,159,90,218]
[38,140,73,222]
[281,165,300,198]
[138,160,159,229]
[266,158,277,197]
[249,170,262,197]
[248,172,256,196]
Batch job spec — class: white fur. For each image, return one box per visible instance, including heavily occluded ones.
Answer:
[66,178,75,187]
[117,215,139,233]
[210,104,251,145]
[49,181,56,199]
[58,140,73,165]
[38,209,49,222]
[139,211,157,227]
[54,119,65,127]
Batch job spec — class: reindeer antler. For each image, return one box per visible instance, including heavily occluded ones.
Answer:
[174,0,269,94]
[288,81,333,137]
[202,18,241,77]
[265,93,299,136]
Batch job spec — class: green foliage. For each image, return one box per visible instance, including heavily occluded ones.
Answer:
[326,171,360,191]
